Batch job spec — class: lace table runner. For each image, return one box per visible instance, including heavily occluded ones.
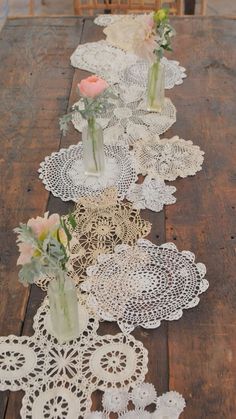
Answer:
[131,136,205,180]
[72,97,176,147]
[82,239,209,334]
[126,177,176,212]
[0,296,148,418]
[35,188,151,290]
[70,40,186,90]
[39,144,137,201]
[86,383,186,418]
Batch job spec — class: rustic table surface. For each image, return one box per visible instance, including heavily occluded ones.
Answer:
[0,16,236,419]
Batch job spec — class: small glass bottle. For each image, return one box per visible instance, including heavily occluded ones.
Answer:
[147,59,165,112]
[82,116,105,176]
[48,271,79,343]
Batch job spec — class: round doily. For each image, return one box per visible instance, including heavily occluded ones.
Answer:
[21,379,91,419]
[131,135,205,180]
[126,177,176,212]
[0,335,46,391]
[38,144,137,201]
[120,57,187,90]
[70,40,137,85]
[72,98,176,147]
[79,333,148,391]
[68,188,151,282]
[82,239,209,334]
[33,296,99,345]
[86,383,186,418]
[94,14,137,27]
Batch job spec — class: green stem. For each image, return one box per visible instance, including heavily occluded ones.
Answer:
[88,116,98,172]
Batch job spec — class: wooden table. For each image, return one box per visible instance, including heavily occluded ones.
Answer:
[0,16,236,418]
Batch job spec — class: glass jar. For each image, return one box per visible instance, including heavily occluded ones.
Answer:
[82,116,105,176]
[147,59,165,112]
[48,271,79,343]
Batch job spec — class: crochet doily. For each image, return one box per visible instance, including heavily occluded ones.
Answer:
[86,383,186,418]
[70,40,186,91]
[126,177,176,212]
[38,144,137,201]
[121,57,187,90]
[94,14,137,27]
[131,136,205,180]
[72,97,176,147]
[34,189,151,290]
[68,188,151,284]
[0,298,148,418]
[82,239,209,334]
[70,40,136,85]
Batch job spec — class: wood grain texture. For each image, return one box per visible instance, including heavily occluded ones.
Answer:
[0,15,236,418]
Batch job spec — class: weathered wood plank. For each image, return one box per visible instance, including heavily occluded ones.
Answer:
[165,18,236,418]
[0,17,84,418]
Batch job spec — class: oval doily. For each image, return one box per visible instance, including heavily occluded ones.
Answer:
[86,383,186,418]
[120,57,187,90]
[72,98,176,147]
[126,177,176,212]
[78,333,148,391]
[82,239,209,334]
[131,135,205,180]
[38,144,137,201]
[21,379,91,419]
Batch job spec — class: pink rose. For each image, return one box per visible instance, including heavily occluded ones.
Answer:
[78,76,109,98]
[17,242,35,265]
[27,212,60,240]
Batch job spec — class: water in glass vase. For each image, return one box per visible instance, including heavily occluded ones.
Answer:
[48,272,79,343]
[82,117,105,176]
[147,60,165,112]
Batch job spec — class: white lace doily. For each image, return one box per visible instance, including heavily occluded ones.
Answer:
[70,40,186,91]
[82,239,209,334]
[70,40,137,85]
[94,14,137,27]
[0,298,148,418]
[86,383,186,418]
[120,57,187,90]
[21,379,91,419]
[38,144,137,201]
[126,177,176,212]
[78,333,148,391]
[131,136,205,180]
[72,98,176,147]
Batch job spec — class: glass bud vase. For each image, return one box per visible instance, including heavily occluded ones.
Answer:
[82,116,105,176]
[48,271,79,343]
[147,59,165,112]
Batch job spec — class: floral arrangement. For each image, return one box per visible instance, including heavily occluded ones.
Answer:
[59,75,111,135]
[104,9,175,63]
[14,212,76,286]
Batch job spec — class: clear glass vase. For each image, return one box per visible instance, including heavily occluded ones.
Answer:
[82,116,105,176]
[48,271,79,343]
[147,59,165,112]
